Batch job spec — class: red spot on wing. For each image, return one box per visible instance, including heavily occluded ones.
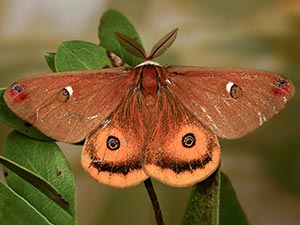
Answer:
[272,79,291,97]
[9,88,27,103]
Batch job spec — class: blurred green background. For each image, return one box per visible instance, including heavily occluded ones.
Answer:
[0,0,299,225]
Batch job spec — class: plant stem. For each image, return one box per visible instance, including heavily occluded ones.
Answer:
[144,178,165,225]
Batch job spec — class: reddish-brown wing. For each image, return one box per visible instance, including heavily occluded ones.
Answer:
[82,90,148,188]
[164,66,295,139]
[4,67,135,143]
[143,89,221,187]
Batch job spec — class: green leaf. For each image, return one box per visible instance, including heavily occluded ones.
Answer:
[0,180,52,225]
[99,9,143,66]
[2,131,76,225]
[55,40,111,72]
[0,88,52,141]
[182,168,250,225]
[182,167,221,225]
[220,173,249,225]
[44,52,57,72]
[0,156,70,214]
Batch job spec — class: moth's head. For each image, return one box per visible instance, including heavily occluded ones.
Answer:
[135,60,162,68]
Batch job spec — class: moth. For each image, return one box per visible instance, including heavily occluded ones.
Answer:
[4,28,295,188]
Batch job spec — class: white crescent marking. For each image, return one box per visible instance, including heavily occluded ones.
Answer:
[64,85,74,96]
[226,82,235,94]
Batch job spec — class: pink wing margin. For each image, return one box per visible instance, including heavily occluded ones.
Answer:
[4,67,135,143]
[164,66,295,139]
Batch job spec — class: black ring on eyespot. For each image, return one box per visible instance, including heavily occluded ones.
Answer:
[230,84,238,98]
[57,88,70,102]
[106,136,120,151]
[229,83,243,99]
[182,133,196,148]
